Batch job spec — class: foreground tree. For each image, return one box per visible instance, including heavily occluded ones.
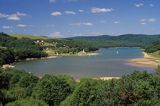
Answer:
[61,78,105,106]
[32,75,73,106]
[6,99,48,106]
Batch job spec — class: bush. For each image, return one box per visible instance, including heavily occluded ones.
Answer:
[6,99,48,106]
[32,75,72,106]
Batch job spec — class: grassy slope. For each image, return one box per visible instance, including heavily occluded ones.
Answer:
[11,34,48,39]
[150,51,160,58]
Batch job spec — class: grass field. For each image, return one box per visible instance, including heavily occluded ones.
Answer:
[11,34,48,39]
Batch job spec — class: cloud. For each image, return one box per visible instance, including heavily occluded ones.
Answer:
[17,24,27,27]
[0,12,27,21]
[135,3,144,7]
[141,18,156,22]
[49,0,56,3]
[140,18,156,25]
[91,7,113,13]
[78,9,84,12]
[114,21,120,24]
[64,11,76,15]
[141,22,147,25]
[2,26,12,29]
[0,13,8,18]
[49,32,62,38]
[49,0,78,3]
[70,22,93,26]
[7,12,27,21]
[149,4,154,7]
[7,15,20,20]
[51,11,62,16]
[140,19,146,22]
[148,18,156,22]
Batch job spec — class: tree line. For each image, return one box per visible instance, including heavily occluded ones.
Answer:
[1,32,160,66]
[0,33,99,66]
[0,67,160,106]
[0,33,47,66]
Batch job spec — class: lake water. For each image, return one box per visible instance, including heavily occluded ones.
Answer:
[15,48,155,78]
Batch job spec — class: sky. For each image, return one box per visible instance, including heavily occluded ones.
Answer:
[0,0,160,38]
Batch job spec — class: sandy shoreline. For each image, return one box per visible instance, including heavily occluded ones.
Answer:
[128,52,160,68]
[95,77,120,80]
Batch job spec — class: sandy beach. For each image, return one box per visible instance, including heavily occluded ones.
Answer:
[128,52,160,68]
[95,77,120,80]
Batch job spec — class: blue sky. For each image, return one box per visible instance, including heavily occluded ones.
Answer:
[0,0,160,37]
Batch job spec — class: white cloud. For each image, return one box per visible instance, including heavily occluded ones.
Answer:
[49,0,79,3]
[64,11,76,15]
[0,12,27,21]
[78,9,84,12]
[141,22,147,25]
[8,12,27,20]
[51,11,62,16]
[2,26,12,29]
[149,4,154,7]
[135,3,144,7]
[140,18,156,25]
[91,7,113,13]
[0,13,8,18]
[114,21,120,24]
[140,18,156,22]
[49,32,62,38]
[148,18,156,22]
[49,0,56,3]
[70,22,93,26]
[17,24,27,27]
[140,19,146,22]
[7,15,20,20]
[16,12,27,16]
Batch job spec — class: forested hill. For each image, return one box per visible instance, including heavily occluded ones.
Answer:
[69,34,160,41]
[68,34,160,48]
[1,32,160,65]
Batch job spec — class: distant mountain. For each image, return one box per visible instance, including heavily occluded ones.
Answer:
[69,34,160,40]
[68,34,160,48]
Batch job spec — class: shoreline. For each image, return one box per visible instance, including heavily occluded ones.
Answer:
[94,77,120,80]
[75,77,120,82]
[128,52,160,68]
[2,51,99,69]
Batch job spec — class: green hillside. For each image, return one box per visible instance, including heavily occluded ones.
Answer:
[11,34,48,39]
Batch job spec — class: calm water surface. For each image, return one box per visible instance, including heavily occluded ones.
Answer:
[15,48,154,78]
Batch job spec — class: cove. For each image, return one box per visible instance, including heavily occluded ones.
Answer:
[15,48,154,78]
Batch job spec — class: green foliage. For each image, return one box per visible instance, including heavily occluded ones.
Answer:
[132,98,160,106]
[0,68,39,106]
[145,41,160,53]
[2,67,160,105]
[0,33,47,66]
[6,98,48,106]
[54,75,76,92]
[0,70,12,89]
[1,32,160,105]
[11,34,48,39]
[61,78,105,106]
[0,32,16,46]
[1,32,160,66]
[32,74,72,106]
[0,48,15,66]
[69,34,160,48]
[6,86,27,100]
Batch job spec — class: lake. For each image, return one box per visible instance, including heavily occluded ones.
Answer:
[15,48,155,78]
